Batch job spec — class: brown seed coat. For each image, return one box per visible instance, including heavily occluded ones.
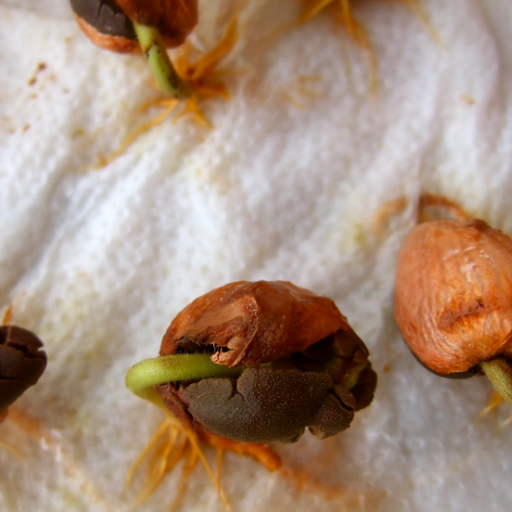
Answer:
[115,0,198,47]
[160,280,352,367]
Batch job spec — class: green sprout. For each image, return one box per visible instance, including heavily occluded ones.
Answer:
[133,21,192,100]
[132,22,191,99]
[480,358,512,406]
[125,353,244,407]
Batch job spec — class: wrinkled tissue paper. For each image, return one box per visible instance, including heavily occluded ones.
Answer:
[1,0,512,511]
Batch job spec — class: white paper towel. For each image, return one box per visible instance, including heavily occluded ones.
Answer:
[0,1,511,511]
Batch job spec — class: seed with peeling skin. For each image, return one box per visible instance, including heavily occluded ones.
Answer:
[0,326,47,418]
[70,0,198,52]
[126,281,377,444]
[394,217,512,404]
[69,0,197,98]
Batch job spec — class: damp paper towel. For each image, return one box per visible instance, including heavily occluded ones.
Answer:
[1,0,512,511]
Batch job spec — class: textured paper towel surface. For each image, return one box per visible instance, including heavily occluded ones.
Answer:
[0,0,511,511]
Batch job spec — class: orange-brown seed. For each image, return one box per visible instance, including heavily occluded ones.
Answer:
[70,0,198,53]
[394,219,512,374]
